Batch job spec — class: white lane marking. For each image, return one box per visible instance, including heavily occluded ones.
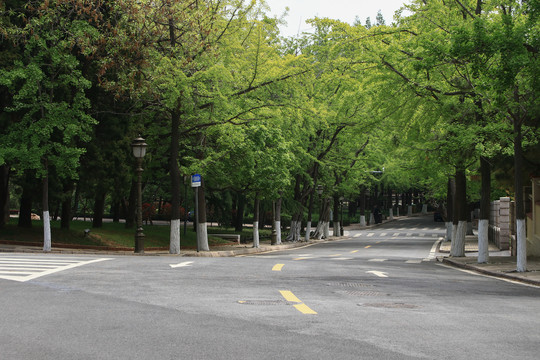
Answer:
[406,233,413,236]
[367,270,388,278]
[368,259,387,262]
[367,233,375,237]
[332,257,354,261]
[0,257,112,282]
[392,233,400,237]
[353,233,362,238]
[170,261,194,268]
[380,233,387,237]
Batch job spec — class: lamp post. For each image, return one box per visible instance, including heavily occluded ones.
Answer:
[132,136,147,253]
[183,175,188,236]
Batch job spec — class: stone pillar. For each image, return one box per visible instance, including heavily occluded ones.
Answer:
[499,197,511,250]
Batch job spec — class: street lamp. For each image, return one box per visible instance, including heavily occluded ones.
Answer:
[132,136,147,253]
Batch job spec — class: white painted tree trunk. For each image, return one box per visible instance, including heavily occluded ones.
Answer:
[359,215,366,226]
[421,204,427,214]
[169,219,180,254]
[286,220,302,242]
[197,222,209,251]
[445,222,453,242]
[315,221,326,239]
[477,219,489,263]
[253,221,259,248]
[516,219,527,272]
[324,221,330,238]
[407,205,413,216]
[43,211,51,252]
[450,221,466,257]
[388,208,393,220]
[305,221,311,242]
[274,220,281,244]
[333,221,341,237]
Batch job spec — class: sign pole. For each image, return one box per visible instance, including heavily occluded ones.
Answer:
[191,174,202,253]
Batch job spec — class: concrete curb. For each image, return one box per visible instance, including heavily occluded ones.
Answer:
[440,257,540,287]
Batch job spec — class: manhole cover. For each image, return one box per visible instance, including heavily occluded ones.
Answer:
[359,302,419,309]
[327,282,374,288]
[238,300,298,306]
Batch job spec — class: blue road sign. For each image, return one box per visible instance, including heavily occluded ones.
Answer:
[191,174,202,187]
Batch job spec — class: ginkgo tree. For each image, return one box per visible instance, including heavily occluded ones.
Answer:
[0,0,99,250]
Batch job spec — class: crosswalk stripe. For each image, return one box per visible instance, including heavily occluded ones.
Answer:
[0,257,113,282]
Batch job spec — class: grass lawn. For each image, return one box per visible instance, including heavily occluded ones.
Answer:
[0,218,271,250]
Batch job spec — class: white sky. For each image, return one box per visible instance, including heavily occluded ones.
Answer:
[263,0,410,37]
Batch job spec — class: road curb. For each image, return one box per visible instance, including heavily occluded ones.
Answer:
[440,257,540,286]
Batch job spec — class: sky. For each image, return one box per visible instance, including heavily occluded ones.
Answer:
[263,0,410,37]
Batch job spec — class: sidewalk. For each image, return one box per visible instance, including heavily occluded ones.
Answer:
[438,236,540,286]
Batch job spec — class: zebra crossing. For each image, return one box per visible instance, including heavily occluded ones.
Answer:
[0,256,112,282]
[349,232,442,238]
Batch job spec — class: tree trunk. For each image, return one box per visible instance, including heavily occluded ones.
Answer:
[514,120,526,272]
[274,197,282,244]
[18,175,33,228]
[313,198,331,239]
[478,156,491,263]
[60,182,73,230]
[445,178,455,242]
[305,187,315,241]
[111,199,120,223]
[92,192,106,228]
[253,195,260,248]
[333,194,341,237]
[387,186,393,220]
[169,109,181,254]
[0,165,9,227]
[234,192,245,232]
[450,169,467,257]
[359,187,366,226]
[42,160,51,252]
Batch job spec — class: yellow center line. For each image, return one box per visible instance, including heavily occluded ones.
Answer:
[280,290,302,303]
[350,250,359,253]
[280,290,317,315]
[365,245,372,249]
[294,303,318,315]
[272,264,284,271]
[328,254,342,257]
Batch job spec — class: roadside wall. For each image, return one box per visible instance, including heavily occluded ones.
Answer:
[489,197,511,250]
[527,177,540,257]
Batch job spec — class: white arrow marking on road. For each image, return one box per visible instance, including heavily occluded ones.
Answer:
[170,261,194,268]
[367,270,388,278]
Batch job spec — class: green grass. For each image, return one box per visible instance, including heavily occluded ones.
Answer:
[0,219,243,250]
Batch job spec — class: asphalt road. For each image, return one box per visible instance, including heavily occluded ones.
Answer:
[1,216,539,359]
